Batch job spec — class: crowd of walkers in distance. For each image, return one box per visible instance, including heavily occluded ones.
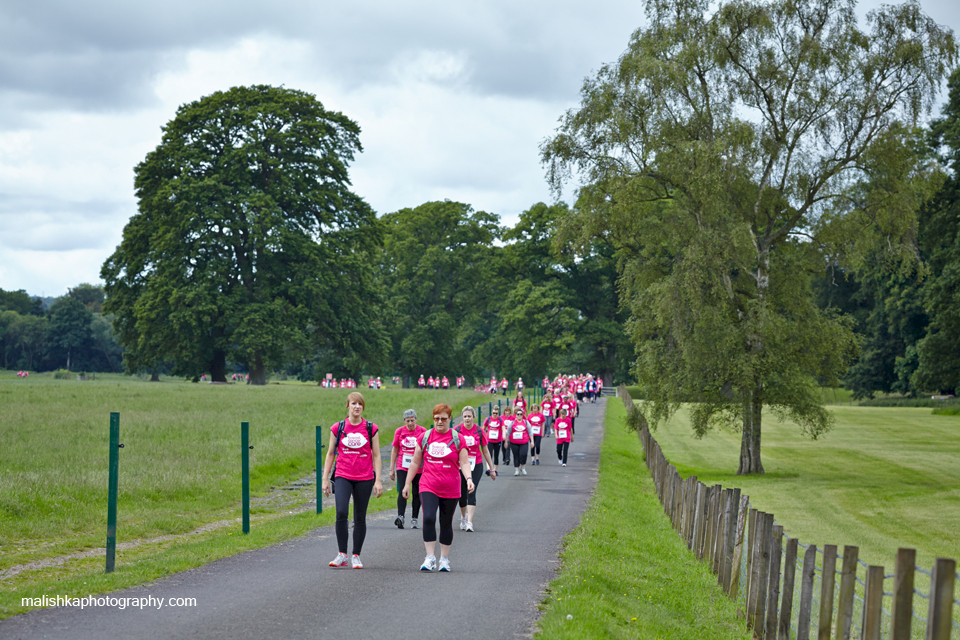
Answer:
[320,374,598,572]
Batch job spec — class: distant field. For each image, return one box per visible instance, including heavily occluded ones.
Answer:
[636,400,960,571]
[0,372,488,573]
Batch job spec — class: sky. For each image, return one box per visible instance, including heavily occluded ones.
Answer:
[0,0,957,298]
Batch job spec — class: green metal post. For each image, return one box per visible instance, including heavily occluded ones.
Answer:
[488,401,492,417]
[106,412,120,573]
[315,425,324,514]
[478,406,483,423]
[241,421,250,534]
[497,399,501,413]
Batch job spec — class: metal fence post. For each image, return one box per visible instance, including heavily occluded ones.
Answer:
[105,411,121,573]
[241,421,250,534]
[316,425,324,514]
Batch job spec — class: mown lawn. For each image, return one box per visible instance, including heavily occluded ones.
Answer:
[637,401,960,572]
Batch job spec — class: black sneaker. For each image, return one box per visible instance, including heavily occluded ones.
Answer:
[394,515,404,529]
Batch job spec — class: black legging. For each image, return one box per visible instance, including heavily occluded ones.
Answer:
[557,442,570,464]
[509,442,529,467]
[420,491,459,545]
[333,476,374,555]
[459,464,484,507]
[396,469,421,518]
[487,442,502,465]
[531,435,542,456]
[502,441,510,463]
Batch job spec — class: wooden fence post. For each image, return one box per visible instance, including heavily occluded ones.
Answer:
[712,487,725,576]
[747,510,764,627]
[722,488,740,592]
[797,544,818,640]
[925,557,956,640]
[835,545,858,640]
[779,537,799,640]
[861,565,884,640]
[818,544,837,640]
[693,482,707,560]
[890,548,915,640]
[753,512,774,637]
[745,508,759,620]
[765,525,784,640]
[730,495,750,601]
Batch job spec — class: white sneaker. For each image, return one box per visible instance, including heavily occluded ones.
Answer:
[328,552,348,567]
[459,518,466,530]
[438,556,451,572]
[514,469,520,476]
[351,554,363,569]
[521,468,528,475]
[465,520,474,532]
[411,518,418,529]
[420,555,437,572]
[562,463,567,467]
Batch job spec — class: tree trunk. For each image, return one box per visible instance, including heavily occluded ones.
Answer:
[150,370,160,382]
[737,384,765,475]
[210,350,227,383]
[248,355,267,385]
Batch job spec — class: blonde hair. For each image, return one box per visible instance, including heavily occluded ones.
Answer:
[346,391,365,410]
[461,405,475,419]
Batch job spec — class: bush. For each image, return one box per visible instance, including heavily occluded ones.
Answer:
[858,396,960,408]
[52,369,72,379]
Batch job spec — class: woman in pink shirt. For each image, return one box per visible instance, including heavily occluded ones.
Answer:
[320,392,383,569]
[403,403,474,572]
[525,404,547,466]
[483,405,504,475]
[507,408,534,476]
[389,409,426,529]
[456,406,496,531]
[555,407,575,466]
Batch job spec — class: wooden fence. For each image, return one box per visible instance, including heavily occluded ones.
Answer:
[616,386,959,640]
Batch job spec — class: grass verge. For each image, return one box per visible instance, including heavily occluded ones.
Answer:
[534,398,750,640]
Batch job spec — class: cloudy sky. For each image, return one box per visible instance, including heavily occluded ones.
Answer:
[1,0,957,298]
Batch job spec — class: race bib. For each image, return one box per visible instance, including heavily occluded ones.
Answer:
[489,429,499,439]
[532,425,542,435]
[401,453,413,469]
[558,429,568,439]
[469,458,476,471]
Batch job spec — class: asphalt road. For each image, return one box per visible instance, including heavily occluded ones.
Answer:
[1,399,606,640]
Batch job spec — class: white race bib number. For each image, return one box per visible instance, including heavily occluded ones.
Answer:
[532,425,542,435]
[401,453,413,469]
[489,429,499,440]
[558,429,568,439]
[469,458,476,471]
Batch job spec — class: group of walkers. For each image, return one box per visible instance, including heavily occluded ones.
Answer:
[320,378,586,573]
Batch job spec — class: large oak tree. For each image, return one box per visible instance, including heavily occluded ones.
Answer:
[102,85,381,384]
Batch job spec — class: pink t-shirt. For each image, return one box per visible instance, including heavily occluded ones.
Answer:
[508,417,530,444]
[331,419,378,481]
[457,424,488,464]
[526,412,545,436]
[515,397,526,411]
[484,416,504,443]
[418,429,464,499]
[541,400,555,417]
[555,417,573,443]
[392,424,426,472]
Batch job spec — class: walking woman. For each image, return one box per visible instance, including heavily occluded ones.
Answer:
[456,406,496,531]
[500,405,517,466]
[403,403,474,572]
[506,407,534,475]
[389,409,426,529]
[483,405,504,476]
[555,406,574,466]
[526,404,546,466]
[321,392,383,569]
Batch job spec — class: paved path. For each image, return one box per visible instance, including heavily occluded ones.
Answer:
[1,399,606,640]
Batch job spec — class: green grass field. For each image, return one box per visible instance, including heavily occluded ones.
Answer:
[534,398,750,640]
[635,401,960,572]
[0,371,491,617]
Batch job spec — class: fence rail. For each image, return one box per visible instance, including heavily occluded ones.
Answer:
[616,385,958,640]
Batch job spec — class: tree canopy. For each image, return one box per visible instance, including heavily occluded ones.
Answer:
[543,0,956,473]
[101,85,382,384]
